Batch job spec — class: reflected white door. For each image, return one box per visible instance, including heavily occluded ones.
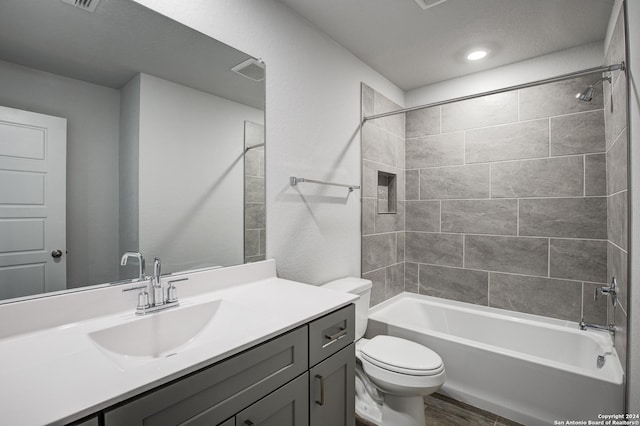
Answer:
[0,106,66,299]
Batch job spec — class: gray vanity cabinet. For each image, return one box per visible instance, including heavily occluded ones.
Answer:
[104,326,308,426]
[96,304,354,426]
[308,304,356,426]
[236,373,309,426]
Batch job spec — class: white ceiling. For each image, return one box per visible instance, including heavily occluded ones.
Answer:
[276,0,615,91]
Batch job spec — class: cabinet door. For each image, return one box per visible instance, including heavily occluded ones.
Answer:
[309,343,355,426]
[236,373,309,426]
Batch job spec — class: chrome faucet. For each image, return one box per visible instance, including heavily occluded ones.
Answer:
[121,256,184,315]
[120,251,146,281]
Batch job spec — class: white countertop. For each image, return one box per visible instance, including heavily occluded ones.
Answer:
[0,261,357,426]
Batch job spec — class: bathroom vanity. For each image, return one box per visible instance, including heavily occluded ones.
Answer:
[0,260,357,426]
[103,305,355,426]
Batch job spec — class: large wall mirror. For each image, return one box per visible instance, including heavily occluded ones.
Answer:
[0,0,266,302]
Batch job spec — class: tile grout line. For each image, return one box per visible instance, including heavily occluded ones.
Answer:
[403,108,605,141]
[583,154,586,197]
[402,151,606,170]
[516,199,520,236]
[581,281,585,320]
[548,116,551,158]
[548,238,551,278]
[404,230,607,242]
[403,261,606,287]
[487,271,491,307]
[462,234,465,268]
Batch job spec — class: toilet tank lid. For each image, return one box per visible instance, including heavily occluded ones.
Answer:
[322,277,372,294]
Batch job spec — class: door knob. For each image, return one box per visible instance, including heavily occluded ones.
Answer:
[51,249,63,258]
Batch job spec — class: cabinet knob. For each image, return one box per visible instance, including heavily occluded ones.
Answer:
[244,421,255,426]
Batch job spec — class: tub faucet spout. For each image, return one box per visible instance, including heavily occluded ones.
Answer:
[579,319,615,334]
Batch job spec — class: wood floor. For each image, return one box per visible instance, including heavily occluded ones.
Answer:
[355,393,523,426]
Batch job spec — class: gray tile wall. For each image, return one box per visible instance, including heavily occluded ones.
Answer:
[605,7,628,373]
[244,121,266,263]
[402,74,609,322]
[361,84,406,305]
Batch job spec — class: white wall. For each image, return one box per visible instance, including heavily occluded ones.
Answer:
[119,74,141,278]
[133,0,404,284]
[624,0,640,413]
[137,73,263,273]
[0,60,121,288]
[406,42,605,107]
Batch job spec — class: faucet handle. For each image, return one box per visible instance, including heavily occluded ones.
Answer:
[167,277,188,303]
[123,284,151,311]
[136,289,151,311]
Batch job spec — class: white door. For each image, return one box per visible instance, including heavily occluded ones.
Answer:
[0,106,67,299]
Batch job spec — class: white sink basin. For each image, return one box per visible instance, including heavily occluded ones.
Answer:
[89,300,225,360]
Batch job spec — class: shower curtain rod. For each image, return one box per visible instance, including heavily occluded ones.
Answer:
[363,62,625,122]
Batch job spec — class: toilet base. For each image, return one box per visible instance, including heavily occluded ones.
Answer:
[381,394,425,426]
[355,365,383,425]
[355,358,431,426]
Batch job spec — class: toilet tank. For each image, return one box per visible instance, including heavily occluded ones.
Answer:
[322,277,372,340]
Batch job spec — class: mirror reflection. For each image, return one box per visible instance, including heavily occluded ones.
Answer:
[0,0,265,302]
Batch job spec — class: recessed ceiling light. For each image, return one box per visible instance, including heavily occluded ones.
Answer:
[467,50,488,61]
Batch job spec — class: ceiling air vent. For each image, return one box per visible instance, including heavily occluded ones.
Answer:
[231,59,265,82]
[414,0,448,10]
[60,0,102,13]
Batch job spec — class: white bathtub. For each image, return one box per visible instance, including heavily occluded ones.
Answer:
[366,293,624,426]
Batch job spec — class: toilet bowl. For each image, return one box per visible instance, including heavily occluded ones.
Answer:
[322,278,445,426]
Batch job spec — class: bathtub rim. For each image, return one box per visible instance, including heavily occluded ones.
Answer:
[367,292,624,385]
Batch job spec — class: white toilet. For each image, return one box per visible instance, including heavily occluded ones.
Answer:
[323,277,445,426]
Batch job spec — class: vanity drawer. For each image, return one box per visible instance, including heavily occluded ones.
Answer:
[105,326,308,426]
[308,304,355,367]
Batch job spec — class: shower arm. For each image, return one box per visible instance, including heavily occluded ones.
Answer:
[363,62,625,122]
[589,75,612,87]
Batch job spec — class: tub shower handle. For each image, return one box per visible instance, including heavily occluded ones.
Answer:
[595,277,618,306]
[314,374,325,406]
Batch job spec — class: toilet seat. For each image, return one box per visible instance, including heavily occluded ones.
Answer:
[360,335,444,376]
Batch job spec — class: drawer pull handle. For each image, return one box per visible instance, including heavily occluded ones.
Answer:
[244,421,255,426]
[324,327,347,342]
[315,374,325,406]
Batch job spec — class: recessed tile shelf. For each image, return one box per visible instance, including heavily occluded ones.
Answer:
[377,171,397,214]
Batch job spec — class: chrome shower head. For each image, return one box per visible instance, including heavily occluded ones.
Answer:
[575,75,611,103]
[575,86,595,102]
